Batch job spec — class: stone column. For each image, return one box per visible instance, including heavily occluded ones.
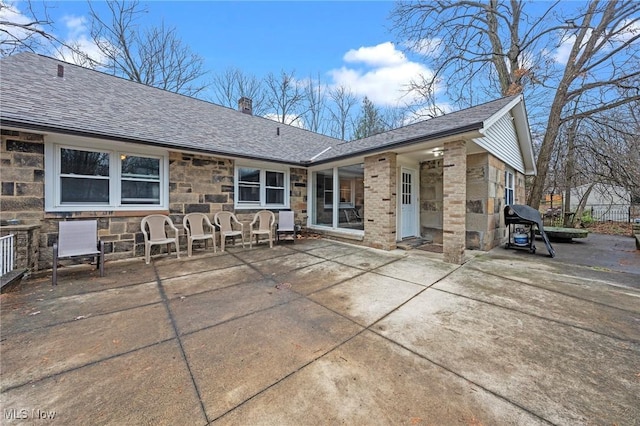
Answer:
[0,224,41,273]
[363,152,397,250]
[443,141,467,264]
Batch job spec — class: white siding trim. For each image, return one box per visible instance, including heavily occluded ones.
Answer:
[474,113,525,174]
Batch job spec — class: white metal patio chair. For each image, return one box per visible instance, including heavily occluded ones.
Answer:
[249,210,275,249]
[52,220,104,285]
[183,213,217,257]
[214,211,245,251]
[343,208,363,224]
[276,210,296,243]
[141,214,180,264]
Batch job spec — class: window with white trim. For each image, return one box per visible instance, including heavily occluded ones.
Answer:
[311,164,364,231]
[46,141,168,212]
[505,170,514,206]
[235,165,288,208]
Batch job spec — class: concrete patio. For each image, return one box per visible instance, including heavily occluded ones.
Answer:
[1,237,639,425]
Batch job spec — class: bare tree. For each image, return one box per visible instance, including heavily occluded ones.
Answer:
[582,104,640,201]
[327,85,358,141]
[88,0,207,96]
[302,75,326,133]
[210,66,267,116]
[391,0,640,209]
[264,69,306,125]
[0,0,91,61]
[381,104,414,130]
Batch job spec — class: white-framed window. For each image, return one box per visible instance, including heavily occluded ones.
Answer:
[311,163,364,231]
[45,137,169,212]
[339,178,355,207]
[323,176,355,209]
[235,164,289,209]
[505,170,515,206]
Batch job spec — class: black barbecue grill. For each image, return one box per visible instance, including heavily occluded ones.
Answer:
[504,204,555,258]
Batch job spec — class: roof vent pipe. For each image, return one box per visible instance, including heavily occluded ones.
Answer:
[57,65,64,78]
[277,127,280,136]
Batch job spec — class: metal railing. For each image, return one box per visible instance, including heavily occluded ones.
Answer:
[542,204,632,226]
[0,234,15,276]
[588,205,631,222]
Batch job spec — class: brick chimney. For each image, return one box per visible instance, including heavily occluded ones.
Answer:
[238,97,253,115]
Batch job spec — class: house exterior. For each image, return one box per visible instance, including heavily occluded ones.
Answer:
[0,53,536,273]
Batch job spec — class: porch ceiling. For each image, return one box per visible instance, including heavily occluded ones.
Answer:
[395,138,486,163]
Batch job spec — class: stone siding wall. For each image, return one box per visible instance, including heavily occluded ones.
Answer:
[442,141,467,264]
[0,131,308,272]
[1,130,45,225]
[289,167,308,227]
[363,152,397,250]
[419,159,443,244]
[465,153,490,250]
[420,152,518,252]
[0,224,40,273]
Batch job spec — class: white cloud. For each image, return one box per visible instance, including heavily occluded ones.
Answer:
[343,41,407,67]
[329,42,437,107]
[0,2,45,51]
[61,14,89,39]
[552,20,639,65]
[612,18,640,43]
[263,114,305,129]
[553,33,578,64]
[55,14,107,66]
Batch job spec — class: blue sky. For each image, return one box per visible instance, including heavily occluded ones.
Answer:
[28,1,424,107]
[75,1,397,76]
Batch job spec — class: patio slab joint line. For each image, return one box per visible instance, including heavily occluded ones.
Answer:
[212,252,463,422]
[153,266,210,424]
[431,286,640,345]
[371,328,556,425]
[471,265,640,315]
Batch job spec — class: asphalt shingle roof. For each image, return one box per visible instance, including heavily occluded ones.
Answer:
[0,53,519,166]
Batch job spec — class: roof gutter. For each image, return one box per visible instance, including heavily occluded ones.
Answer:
[309,122,484,166]
[1,119,485,168]
[0,119,306,167]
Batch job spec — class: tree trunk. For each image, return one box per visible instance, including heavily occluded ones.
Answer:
[574,183,595,228]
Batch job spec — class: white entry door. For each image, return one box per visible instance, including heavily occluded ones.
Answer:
[400,168,417,239]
